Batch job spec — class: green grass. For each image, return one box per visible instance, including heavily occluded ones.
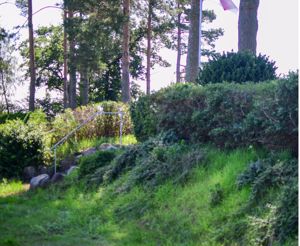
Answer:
[0,147,296,246]
[56,134,137,158]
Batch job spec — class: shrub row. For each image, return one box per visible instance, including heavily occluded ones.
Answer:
[131,73,298,154]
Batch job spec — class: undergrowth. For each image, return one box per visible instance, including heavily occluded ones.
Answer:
[0,145,297,245]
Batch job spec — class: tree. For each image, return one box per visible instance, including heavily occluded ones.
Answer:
[238,0,260,54]
[180,1,223,83]
[15,0,37,111]
[0,29,16,113]
[121,0,131,103]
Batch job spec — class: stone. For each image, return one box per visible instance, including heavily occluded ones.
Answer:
[81,147,97,156]
[30,174,50,190]
[23,166,36,182]
[60,156,76,172]
[98,143,118,151]
[66,166,78,176]
[51,172,65,183]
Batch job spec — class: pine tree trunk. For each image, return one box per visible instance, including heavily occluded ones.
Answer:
[68,9,77,109]
[146,0,152,95]
[185,0,200,83]
[63,9,69,108]
[28,0,36,111]
[121,0,131,103]
[238,0,260,54]
[79,68,89,105]
[176,2,182,83]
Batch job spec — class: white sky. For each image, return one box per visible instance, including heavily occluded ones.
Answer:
[0,0,298,99]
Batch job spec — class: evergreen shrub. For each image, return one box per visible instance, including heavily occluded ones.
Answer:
[131,72,298,153]
[198,51,277,85]
[0,114,49,179]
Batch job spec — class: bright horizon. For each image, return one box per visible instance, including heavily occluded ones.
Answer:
[0,0,298,101]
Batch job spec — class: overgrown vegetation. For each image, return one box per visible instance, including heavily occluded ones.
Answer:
[131,73,298,154]
[0,111,50,179]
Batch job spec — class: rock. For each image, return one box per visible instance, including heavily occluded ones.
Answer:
[66,166,78,176]
[23,166,36,182]
[98,143,118,151]
[30,174,50,190]
[37,166,54,177]
[60,156,76,172]
[51,172,65,183]
[81,147,97,156]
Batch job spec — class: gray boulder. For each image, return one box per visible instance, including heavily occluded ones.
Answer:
[98,143,118,151]
[60,156,76,172]
[23,166,36,182]
[30,174,50,190]
[81,147,97,156]
[51,172,65,183]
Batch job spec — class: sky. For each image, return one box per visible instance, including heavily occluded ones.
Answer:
[0,0,298,100]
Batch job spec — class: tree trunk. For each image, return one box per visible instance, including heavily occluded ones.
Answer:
[0,71,9,113]
[176,1,182,83]
[238,0,260,54]
[185,0,200,83]
[68,9,77,109]
[146,0,152,95]
[121,0,131,103]
[63,8,69,108]
[28,0,36,111]
[79,68,89,105]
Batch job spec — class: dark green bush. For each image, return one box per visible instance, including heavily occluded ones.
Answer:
[131,73,298,153]
[78,150,116,178]
[51,101,132,144]
[0,119,48,179]
[198,51,277,85]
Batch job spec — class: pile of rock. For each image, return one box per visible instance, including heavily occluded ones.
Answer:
[27,143,119,190]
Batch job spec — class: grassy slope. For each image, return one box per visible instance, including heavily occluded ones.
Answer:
[0,147,295,246]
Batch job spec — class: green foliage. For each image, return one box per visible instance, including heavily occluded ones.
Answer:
[78,150,117,178]
[0,112,28,124]
[0,119,48,179]
[131,75,298,153]
[198,51,277,85]
[86,136,205,190]
[238,154,298,243]
[210,183,224,207]
[51,101,132,144]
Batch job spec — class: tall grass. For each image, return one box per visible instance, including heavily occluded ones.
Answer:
[0,147,295,245]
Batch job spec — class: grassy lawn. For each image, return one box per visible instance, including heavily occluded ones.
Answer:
[0,146,266,246]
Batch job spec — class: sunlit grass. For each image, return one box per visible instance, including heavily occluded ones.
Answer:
[56,134,137,158]
[0,146,295,245]
[0,179,28,197]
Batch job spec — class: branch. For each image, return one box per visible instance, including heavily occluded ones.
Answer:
[14,5,63,35]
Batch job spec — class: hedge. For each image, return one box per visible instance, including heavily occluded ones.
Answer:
[131,73,298,154]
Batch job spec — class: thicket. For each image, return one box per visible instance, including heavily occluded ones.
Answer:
[0,111,50,179]
[131,73,298,154]
[0,102,133,179]
[197,51,277,85]
[51,101,132,143]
